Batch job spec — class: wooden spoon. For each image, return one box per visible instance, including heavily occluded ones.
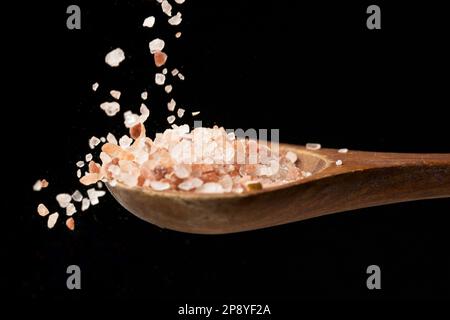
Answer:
[107,144,450,234]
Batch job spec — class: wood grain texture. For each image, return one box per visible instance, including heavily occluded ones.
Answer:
[108,144,450,234]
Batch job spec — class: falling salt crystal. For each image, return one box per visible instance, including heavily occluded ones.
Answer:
[306,143,321,151]
[285,151,298,163]
[92,82,99,91]
[119,135,133,148]
[77,169,81,178]
[175,32,182,38]
[89,136,101,149]
[100,101,121,117]
[336,160,343,166]
[56,193,72,208]
[150,181,171,191]
[177,108,185,118]
[154,51,168,67]
[143,16,155,28]
[76,161,85,168]
[33,180,42,191]
[161,0,172,16]
[167,98,176,111]
[47,212,59,229]
[124,111,140,128]
[72,190,83,202]
[87,188,100,205]
[155,73,166,85]
[100,137,106,143]
[37,203,50,217]
[167,115,176,124]
[178,73,185,80]
[97,181,103,189]
[192,111,200,116]
[106,133,118,145]
[168,12,182,25]
[81,198,90,211]
[105,48,125,67]
[110,90,121,100]
[175,0,185,4]
[197,182,224,193]
[338,148,348,154]
[141,91,148,100]
[149,38,165,54]
[162,68,168,75]
[165,85,173,93]
[171,68,179,76]
[139,103,150,123]
[66,218,75,231]
[66,203,77,216]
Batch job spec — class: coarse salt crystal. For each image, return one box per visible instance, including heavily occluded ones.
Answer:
[165,85,173,93]
[174,164,190,179]
[81,198,90,211]
[92,82,99,91]
[171,68,179,76]
[338,148,348,154]
[143,16,155,28]
[100,137,106,143]
[56,193,72,208]
[155,73,166,85]
[197,182,224,193]
[47,212,59,229]
[336,160,343,166]
[124,111,140,128]
[168,12,182,25]
[87,188,101,206]
[162,68,168,75]
[66,203,77,216]
[119,135,133,148]
[76,161,85,168]
[167,98,176,111]
[85,153,93,162]
[175,0,185,4]
[139,103,150,123]
[175,32,182,38]
[149,38,165,54]
[177,108,185,118]
[106,133,118,145]
[306,143,321,150]
[100,101,121,117]
[161,0,172,16]
[150,181,171,191]
[110,90,121,100]
[192,111,200,116]
[77,169,81,178]
[285,151,298,163]
[105,48,125,67]
[66,217,75,231]
[37,203,49,217]
[167,115,176,124]
[97,181,103,189]
[33,180,42,191]
[89,136,101,149]
[141,91,148,100]
[154,51,168,67]
[178,73,185,80]
[72,190,83,202]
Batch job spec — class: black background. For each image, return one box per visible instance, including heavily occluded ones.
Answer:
[17,0,450,303]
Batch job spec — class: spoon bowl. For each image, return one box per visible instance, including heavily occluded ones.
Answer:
[107,144,450,234]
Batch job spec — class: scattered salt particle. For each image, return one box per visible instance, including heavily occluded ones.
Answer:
[72,190,83,202]
[178,73,185,80]
[336,160,343,166]
[167,98,176,111]
[89,136,101,149]
[175,0,185,3]
[150,181,171,191]
[161,0,172,16]
[56,193,72,208]
[110,90,121,100]
[119,135,133,148]
[124,111,140,128]
[100,101,121,117]
[177,108,185,118]
[168,12,182,25]
[139,103,150,123]
[41,179,49,188]
[85,153,93,163]
[164,85,173,93]
[285,151,298,163]
[105,48,125,67]
[154,51,168,67]
[174,164,190,179]
[87,188,100,205]
[141,91,148,100]
[33,180,42,191]
[97,181,103,189]
[338,148,348,154]
[306,143,321,151]
[66,203,77,216]
[37,203,50,217]
[76,161,85,168]
[149,38,165,54]
[155,73,166,85]
[100,137,106,143]
[143,16,155,28]
[178,178,203,191]
[162,68,168,75]
[302,171,312,178]
[192,111,200,116]
[106,133,118,145]
[92,82,99,91]
[197,182,224,193]
[81,198,90,211]
[66,217,75,231]
[77,169,81,178]
[96,190,106,197]
[47,212,59,229]
[171,68,179,76]
[167,115,176,124]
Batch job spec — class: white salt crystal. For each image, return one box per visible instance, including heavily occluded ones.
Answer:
[178,73,185,80]
[89,136,101,149]
[167,98,176,111]
[97,181,103,189]
[100,137,106,143]
[155,73,166,85]
[100,101,121,117]
[174,164,190,179]
[37,203,49,217]
[161,0,172,16]
[139,103,150,123]
[302,171,312,178]
[162,68,168,75]
[119,135,133,148]
[306,143,321,151]
[168,12,182,25]
[106,133,118,145]
[178,178,203,191]
[171,68,179,76]
[338,148,348,154]
[72,190,83,202]
[175,0,185,3]
[192,111,200,116]
[85,153,93,162]
[167,115,176,124]
[336,160,343,166]
[77,169,81,178]
[197,182,224,194]
[165,85,173,93]
[66,203,77,216]
[285,151,298,163]
[81,198,90,211]
[47,212,59,229]
[124,111,139,128]
[175,32,182,38]
[33,180,42,191]
[105,48,125,67]
[143,16,155,28]
[177,108,185,118]
[110,90,121,100]
[141,91,148,100]
[76,161,85,168]
[56,193,72,208]
[149,38,165,54]
[150,181,171,191]
[87,188,101,205]
[92,82,99,91]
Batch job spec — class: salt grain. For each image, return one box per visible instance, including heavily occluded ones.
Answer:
[81,198,90,211]
[105,48,125,67]
[110,90,121,100]
[197,182,224,193]
[165,85,173,93]
[100,101,121,117]
[47,212,59,229]
[89,136,101,149]
[37,203,50,217]
[306,143,321,151]
[167,115,176,124]
[338,148,348,154]
[175,32,182,38]
[139,103,150,123]
[107,133,118,145]
[33,180,43,191]
[154,51,168,67]
[56,193,72,208]
[336,160,343,166]
[149,38,165,54]
[192,111,200,116]
[155,73,166,85]
[285,151,298,163]
[124,111,140,128]
[177,108,185,118]
[175,0,185,4]
[171,68,179,76]
[168,12,182,25]
[141,91,148,100]
[150,181,171,191]
[161,0,172,16]
[72,190,83,202]
[100,137,106,143]
[76,161,85,168]
[92,82,99,91]
[97,181,103,189]
[119,135,133,148]
[66,203,77,216]
[77,169,81,178]
[167,98,176,111]
[178,73,185,80]
[66,217,75,231]
[143,16,155,28]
